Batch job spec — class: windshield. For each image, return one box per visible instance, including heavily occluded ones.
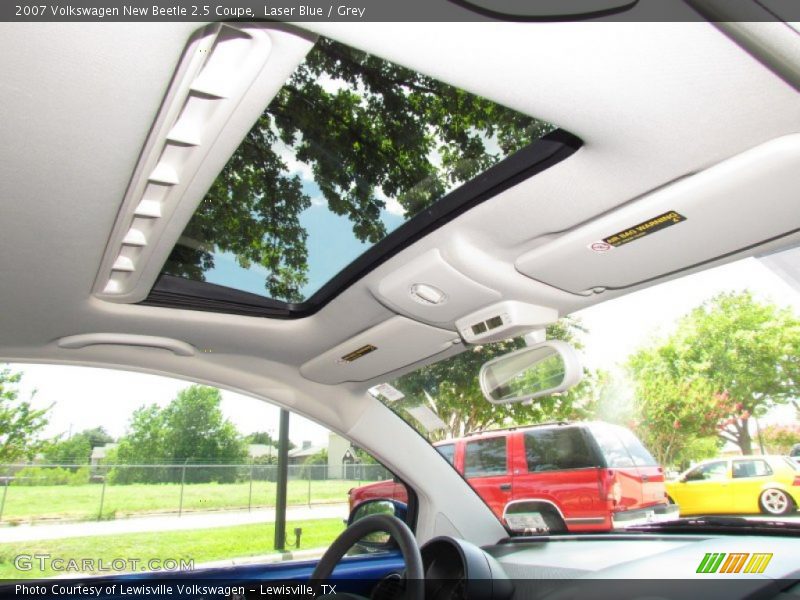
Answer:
[370,256,800,535]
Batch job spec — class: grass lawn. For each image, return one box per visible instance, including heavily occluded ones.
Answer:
[0,480,360,523]
[0,517,345,579]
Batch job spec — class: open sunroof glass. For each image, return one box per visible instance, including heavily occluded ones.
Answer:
[151,35,574,316]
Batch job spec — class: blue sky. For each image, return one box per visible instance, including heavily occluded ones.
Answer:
[198,177,405,301]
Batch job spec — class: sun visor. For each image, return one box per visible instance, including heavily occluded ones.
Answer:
[300,316,457,384]
[516,135,800,295]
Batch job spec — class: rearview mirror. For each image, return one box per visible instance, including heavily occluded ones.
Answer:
[479,340,582,405]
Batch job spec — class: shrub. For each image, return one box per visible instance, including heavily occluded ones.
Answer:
[12,466,90,486]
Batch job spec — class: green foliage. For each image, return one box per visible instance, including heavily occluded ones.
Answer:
[352,447,379,465]
[299,449,328,480]
[303,449,328,465]
[13,466,90,486]
[760,424,800,455]
[0,367,50,463]
[628,291,800,460]
[43,435,92,466]
[392,317,597,440]
[164,37,553,301]
[81,427,114,448]
[110,385,247,484]
[627,351,724,468]
[246,431,278,446]
[42,427,114,467]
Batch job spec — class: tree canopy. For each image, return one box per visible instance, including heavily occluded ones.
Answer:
[760,423,800,455]
[164,36,553,302]
[628,291,800,460]
[111,385,247,483]
[43,427,114,466]
[246,431,278,446]
[0,367,50,463]
[43,435,92,466]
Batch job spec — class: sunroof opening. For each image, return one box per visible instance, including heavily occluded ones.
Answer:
[158,35,561,308]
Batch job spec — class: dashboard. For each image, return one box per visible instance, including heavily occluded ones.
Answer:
[384,533,800,600]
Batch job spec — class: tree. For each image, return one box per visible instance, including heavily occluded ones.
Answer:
[43,435,92,466]
[246,431,278,447]
[0,367,50,463]
[112,385,247,483]
[300,449,328,480]
[111,404,168,483]
[628,345,725,468]
[163,37,553,301]
[161,386,246,468]
[81,426,114,448]
[392,317,597,440]
[760,424,800,455]
[43,427,114,466]
[628,292,800,457]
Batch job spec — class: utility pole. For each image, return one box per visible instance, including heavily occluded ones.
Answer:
[274,409,290,551]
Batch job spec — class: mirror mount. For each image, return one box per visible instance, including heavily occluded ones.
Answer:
[479,340,582,405]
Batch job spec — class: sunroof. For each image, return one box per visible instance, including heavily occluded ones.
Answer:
[158,36,559,308]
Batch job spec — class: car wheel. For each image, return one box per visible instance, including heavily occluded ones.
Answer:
[759,489,794,516]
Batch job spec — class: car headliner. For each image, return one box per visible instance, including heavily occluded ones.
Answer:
[1,18,799,546]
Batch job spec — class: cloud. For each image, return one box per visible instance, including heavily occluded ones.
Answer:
[273,139,315,182]
[384,197,405,216]
[373,187,405,217]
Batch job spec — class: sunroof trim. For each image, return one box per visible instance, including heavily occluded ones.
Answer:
[141,129,582,319]
[92,23,317,305]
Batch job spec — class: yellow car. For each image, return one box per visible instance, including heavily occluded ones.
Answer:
[666,456,800,516]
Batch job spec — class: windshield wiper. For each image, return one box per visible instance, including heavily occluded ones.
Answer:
[627,516,800,536]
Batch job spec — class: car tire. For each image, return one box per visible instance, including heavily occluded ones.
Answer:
[759,489,794,516]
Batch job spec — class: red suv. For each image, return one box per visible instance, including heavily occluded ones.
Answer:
[349,422,678,532]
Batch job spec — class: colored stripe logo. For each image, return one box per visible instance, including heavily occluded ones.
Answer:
[696,553,772,574]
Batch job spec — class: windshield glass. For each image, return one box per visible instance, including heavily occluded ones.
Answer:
[370,256,800,534]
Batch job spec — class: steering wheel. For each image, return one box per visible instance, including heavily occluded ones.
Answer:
[310,513,425,599]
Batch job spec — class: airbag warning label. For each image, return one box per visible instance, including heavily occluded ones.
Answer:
[602,210,686,247]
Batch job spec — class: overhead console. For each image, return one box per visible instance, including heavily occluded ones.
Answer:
[369,249,502,325]
[516,135,800,295]
[305,248,561,383]
[301,299,560,383]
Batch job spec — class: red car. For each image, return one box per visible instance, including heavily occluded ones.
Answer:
[349,422,678,532]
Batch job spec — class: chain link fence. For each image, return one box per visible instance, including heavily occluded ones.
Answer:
[0,462,392,524]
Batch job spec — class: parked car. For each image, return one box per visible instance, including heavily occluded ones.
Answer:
[666,455,800,516]
[349,421,678,532]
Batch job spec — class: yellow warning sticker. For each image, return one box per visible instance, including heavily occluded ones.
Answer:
[602,210,686,247]
[340,344,377,363]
